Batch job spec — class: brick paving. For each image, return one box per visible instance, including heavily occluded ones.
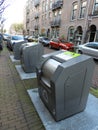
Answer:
[0,43,98,130]
[0,46,45,130]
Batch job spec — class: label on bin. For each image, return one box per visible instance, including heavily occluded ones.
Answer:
[55,51,80,61]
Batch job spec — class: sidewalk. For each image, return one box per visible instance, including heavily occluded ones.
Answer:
[0,47,45,130]
[0,45,98,130]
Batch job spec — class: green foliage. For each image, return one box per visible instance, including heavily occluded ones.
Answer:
[3,29,6,33]
[10,23,24,34]
[61,35,65,39]
[59,35,66,40]
[0,0,9,14]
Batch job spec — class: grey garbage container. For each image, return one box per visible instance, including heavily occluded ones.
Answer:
[13,40,27,60]
[36,50,95,121]
[20,42,44,73]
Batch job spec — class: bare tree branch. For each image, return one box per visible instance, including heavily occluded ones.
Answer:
[0,0,5,6]
[0,0,9,14]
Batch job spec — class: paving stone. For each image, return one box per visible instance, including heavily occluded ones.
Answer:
[1,44,97,130]
[0,46,45,130]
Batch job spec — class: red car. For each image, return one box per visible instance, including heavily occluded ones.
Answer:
[49,38,74,50]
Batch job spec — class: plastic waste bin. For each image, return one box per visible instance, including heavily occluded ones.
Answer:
[20,42,44,73]
[36,50,95,121]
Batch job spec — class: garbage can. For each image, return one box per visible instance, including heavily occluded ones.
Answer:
[13,40,27,60]
[20,42,44,73]
[36,50,95,121]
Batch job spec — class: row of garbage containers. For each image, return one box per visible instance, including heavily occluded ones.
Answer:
[13,40,95,121]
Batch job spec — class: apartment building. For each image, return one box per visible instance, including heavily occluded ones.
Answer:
[24,0,98,45]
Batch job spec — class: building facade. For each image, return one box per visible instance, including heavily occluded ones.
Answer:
[24,0,98,45]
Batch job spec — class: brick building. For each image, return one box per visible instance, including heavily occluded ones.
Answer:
[24,0,98,45]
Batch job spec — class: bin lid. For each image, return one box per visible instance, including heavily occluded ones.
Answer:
[55,51,80,61]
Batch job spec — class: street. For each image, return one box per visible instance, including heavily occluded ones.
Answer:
[44,46,58,54]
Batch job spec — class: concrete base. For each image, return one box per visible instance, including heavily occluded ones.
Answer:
[10,55,20,62]
[27,88,98,130]
[15,65,36,80]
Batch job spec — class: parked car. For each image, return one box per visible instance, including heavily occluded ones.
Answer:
[24,35,29,41]
[6,35,25,51]
[38,37,50,46]
[28,36,38,42]
[49,38,74,50]
[3,33,11,41]
[28,36,34,42]
[77,42,98,59]
[0,33,3,51]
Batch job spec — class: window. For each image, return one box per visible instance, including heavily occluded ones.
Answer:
[53,11,57,17]
[42,1,45,12]
[85,43,98,49]
[49,12,52,21]
[12,36,24,40]
[51,29,58,38]
[53,10,61,18]
[36,18,39,23]
[58,9,62,15]
[68,27,74,42]
[42,15,44,25]
[56,28,60,37]
[71,2,78,20]
[80,1,87,18]
[49,0,52,9]
[93,0,98,15]
[45,14,47,20]
[45,0,49,11]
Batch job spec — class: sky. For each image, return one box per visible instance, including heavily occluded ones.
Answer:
[3,0,27,31]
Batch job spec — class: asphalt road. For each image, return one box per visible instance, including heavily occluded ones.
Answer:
[44,46,57,54]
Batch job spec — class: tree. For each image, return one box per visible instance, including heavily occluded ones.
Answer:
[0,0,9,15]
[10,23,24,34]
[0,0,11,33]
